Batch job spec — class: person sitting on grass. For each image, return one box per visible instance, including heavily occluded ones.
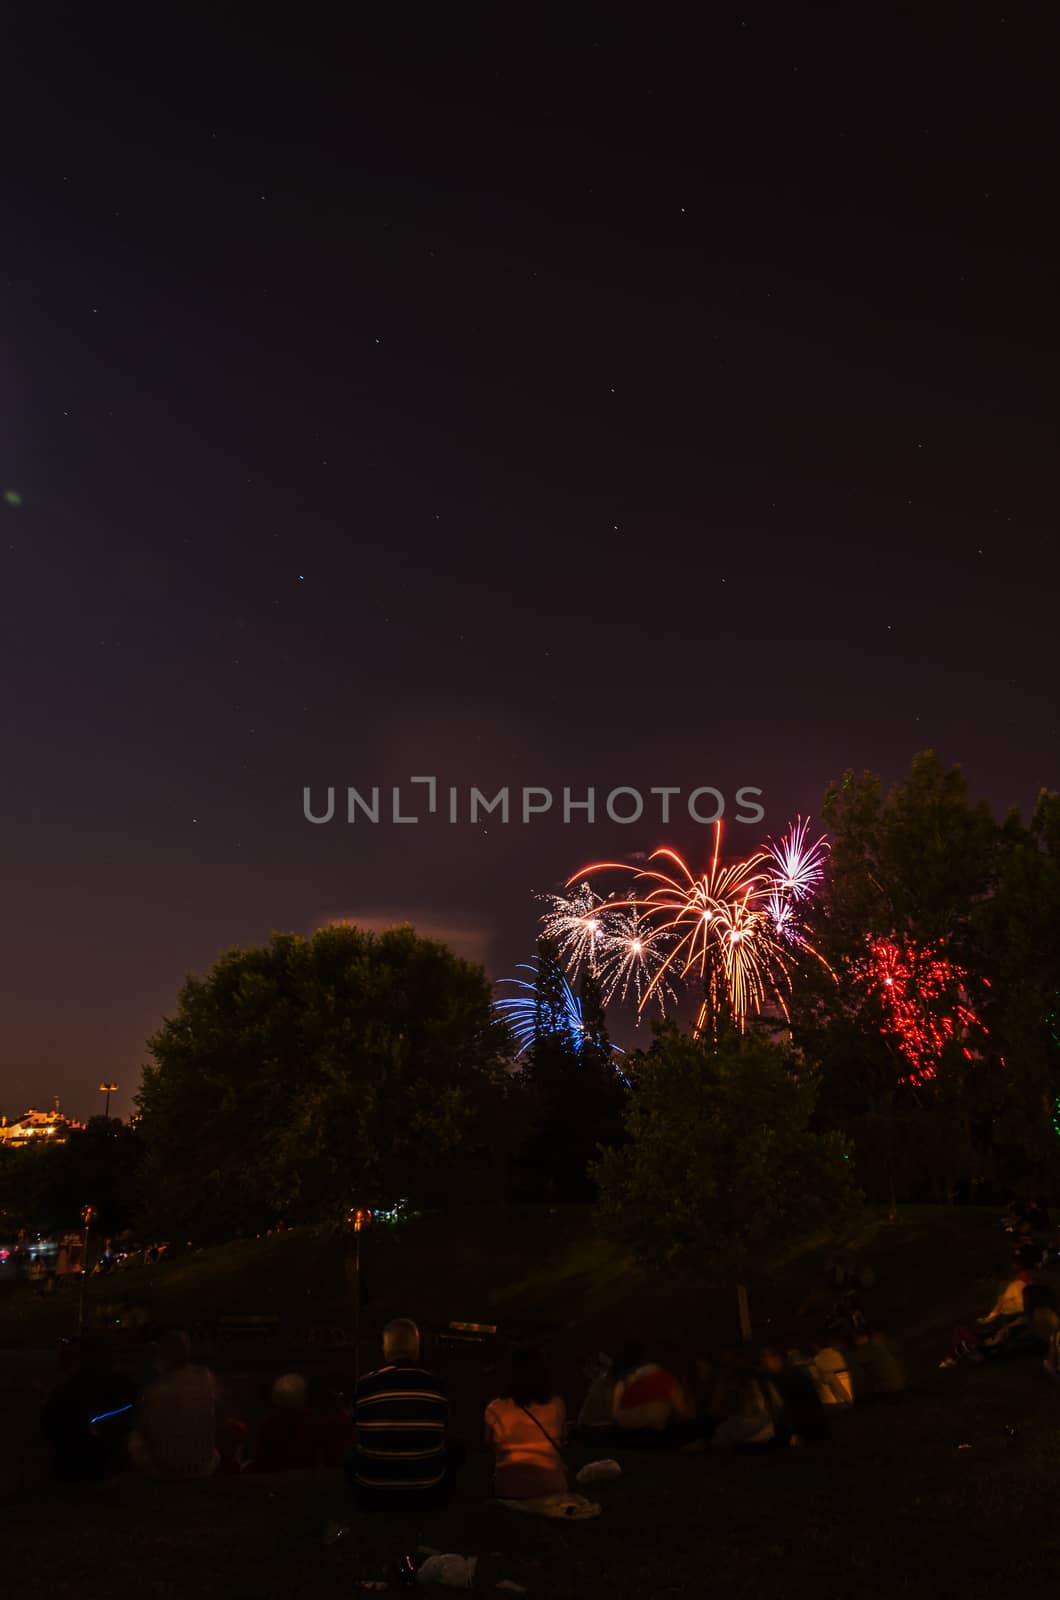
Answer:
[710,1361,783,1451]
[249,1373,315,1472]
[486,1345,602,1520]
[850,1325,906,1400]
[759,1341,830,1441]
[809,1331,856,1405]
[40,1335,138,1484]
[128,1330,219,1478]
[982,1284,1059,1362]
[215,1401,248,1474]
[942,1257,1043,1368]
[982,1259,1035,1325]
[574,1352,616,1433]
[486,1345,568,1500]
[305,1375,354,1468]
[610,1342,697,1444]
[347,1318,460,1507]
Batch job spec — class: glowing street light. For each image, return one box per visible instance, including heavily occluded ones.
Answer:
[98,1082,118,1119]
[345,1208,373,1380]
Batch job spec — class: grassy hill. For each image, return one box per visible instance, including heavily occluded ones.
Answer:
[0,1201,1028,1364]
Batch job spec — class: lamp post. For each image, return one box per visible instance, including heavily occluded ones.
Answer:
[98,1082,118,1119]
[78,1204,96,1336]
[346,1208,371,1383]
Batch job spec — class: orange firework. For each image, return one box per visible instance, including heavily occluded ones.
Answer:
[568,821,791,1031]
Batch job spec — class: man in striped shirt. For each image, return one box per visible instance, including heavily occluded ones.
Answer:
[348,1319,454,1505]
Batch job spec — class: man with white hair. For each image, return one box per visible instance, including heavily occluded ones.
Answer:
[348,1318,454,1504]
[129,1330,219,1478]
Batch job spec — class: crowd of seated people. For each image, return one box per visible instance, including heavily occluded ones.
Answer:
[35,1210,1060,1506]
[38,1330,359,1485]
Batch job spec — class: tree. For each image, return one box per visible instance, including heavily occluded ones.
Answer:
[514,941,628,1201]
[818,751,996,950]
[137,924,516,1238]
[0,1118,145,1237]
[787,753,1060,1202]
[791,752,1002,1206]
[593,1024,856,1335]
[973,790,1060,1190]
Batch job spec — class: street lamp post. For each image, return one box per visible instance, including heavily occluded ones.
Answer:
[98,1082,118,1119]
[346,1208,371,1383]
[78,1205,96,1336]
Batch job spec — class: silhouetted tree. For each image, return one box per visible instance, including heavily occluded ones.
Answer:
[138,925,517,1237]
[594,1024,857,1336]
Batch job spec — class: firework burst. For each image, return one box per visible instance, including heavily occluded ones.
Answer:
[538,881,608,976]
[494,962,585,1057]
[596,904,677,1013]
[855,935,990,1084]
[568,822,791,1032]
[762,817,835,984]
[766,816,829,901]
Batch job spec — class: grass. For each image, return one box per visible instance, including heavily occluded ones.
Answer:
[0,1201,1027,1357]
[3,1204,1060,1597]
[6,1366,1060,1600]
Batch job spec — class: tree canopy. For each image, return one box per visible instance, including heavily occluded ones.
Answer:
[789,751,1060,1201]
[137,923,517,1236]
[593,1024,856,1281]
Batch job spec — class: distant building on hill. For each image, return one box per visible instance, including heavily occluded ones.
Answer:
[0,1097,84,1147]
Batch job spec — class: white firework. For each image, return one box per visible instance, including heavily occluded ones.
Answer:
[766,816,829,902]
[597,905,676,1014]
[538,881,608,976]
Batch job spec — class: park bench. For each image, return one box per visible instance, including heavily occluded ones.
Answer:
[436,1319,500,1357]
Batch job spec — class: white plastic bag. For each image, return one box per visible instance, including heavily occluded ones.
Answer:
[576,1458,622,1484]
[417,1553,479,1588]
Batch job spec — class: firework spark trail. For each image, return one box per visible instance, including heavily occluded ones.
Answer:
[494,962,584,1057]
[765,887,796,942]
[716,892,794,1027]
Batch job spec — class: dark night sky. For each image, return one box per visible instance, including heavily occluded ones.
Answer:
[2,6,1057,1119]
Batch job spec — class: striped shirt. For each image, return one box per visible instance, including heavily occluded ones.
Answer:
[353,1362,449,1491]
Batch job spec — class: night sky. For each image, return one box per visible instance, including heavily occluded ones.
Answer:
[3,7,1056,1119]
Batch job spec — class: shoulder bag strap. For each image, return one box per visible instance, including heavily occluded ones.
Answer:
[517,1402,564,1461]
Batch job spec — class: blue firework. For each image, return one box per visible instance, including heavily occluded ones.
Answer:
[495,962,585,1057]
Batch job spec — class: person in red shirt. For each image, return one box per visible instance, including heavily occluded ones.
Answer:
[249,1373,315,1472]
[305,1376,354,1468]
[609,1342,702,1448]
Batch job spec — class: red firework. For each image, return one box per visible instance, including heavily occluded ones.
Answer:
[856,936,991,1084]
